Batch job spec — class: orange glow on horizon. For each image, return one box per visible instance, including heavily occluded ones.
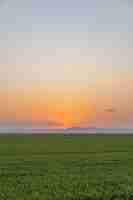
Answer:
[0,89,95,128]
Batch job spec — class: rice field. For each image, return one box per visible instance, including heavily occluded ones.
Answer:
[0,134,133,199]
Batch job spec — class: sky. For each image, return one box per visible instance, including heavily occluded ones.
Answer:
[0,0,133,130]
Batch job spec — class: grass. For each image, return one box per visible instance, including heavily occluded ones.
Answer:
[0,134,133,199]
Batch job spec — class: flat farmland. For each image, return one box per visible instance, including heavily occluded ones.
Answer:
[0,134,133,199]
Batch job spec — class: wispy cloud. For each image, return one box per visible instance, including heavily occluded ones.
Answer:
[104,108,116,113]
[46,120,64,127]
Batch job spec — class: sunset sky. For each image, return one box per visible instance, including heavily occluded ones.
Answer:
[0,0,133,129]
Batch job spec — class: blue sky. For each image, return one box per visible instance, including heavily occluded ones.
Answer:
[0,0,133,32]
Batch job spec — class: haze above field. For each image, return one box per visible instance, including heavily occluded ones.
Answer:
[0,0,133,131]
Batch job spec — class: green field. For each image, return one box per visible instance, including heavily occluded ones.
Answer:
[0,134,133,199]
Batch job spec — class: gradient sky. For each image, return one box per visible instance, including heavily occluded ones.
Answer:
[0,0,133,129]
